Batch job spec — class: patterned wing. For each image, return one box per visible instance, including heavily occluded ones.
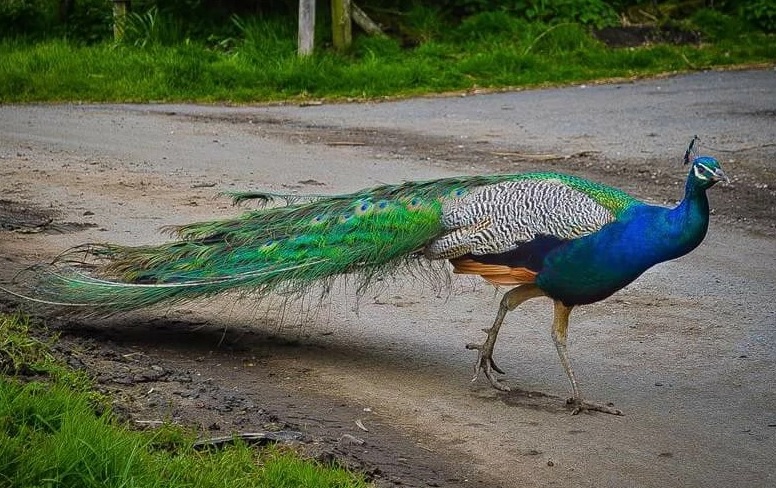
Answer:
[425,178,616,259]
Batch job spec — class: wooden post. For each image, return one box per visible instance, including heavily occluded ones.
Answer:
[112,0,129,41]
[331,0,352,50]
[352,3,385,37]
[298,0,315,56]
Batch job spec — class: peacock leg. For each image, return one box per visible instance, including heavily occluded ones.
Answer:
[551,301,623,416]
[467,284,544,391]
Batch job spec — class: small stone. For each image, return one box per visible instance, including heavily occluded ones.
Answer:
[338,434,366,446]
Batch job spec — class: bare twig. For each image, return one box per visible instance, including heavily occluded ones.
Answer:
[192,430,306,450]
[326,141,367,146]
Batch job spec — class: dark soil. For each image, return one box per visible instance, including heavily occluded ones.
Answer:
[593,25,701,48]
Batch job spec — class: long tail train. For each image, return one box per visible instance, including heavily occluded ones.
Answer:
[10,173,596,314]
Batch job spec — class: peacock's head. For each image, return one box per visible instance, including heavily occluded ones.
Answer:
[689,156,729,189]
[683,136,728,189]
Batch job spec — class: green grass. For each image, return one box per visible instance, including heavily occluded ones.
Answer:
[0,15,773,103]
[0,312,52,374]
[0,312,369,488]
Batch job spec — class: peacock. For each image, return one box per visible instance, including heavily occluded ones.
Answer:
[13,137,727,415]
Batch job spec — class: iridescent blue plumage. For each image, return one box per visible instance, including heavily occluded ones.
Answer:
[537,157,717,305]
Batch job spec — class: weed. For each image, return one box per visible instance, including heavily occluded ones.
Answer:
[353,35,403,60]
[522,22,599,55]
[121,6,186,47]
[403,4,447,43]
[690,8,748,41]
[453,11,529,43]
[0,312,53,375]
[231,15,296,58]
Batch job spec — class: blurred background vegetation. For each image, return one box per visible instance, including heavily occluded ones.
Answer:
[1,0,773,46]
[0,1,772,102]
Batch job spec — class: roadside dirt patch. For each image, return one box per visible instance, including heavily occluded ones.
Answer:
[33,316,483,487]
[0,199,97,234]
[0,199,55,232]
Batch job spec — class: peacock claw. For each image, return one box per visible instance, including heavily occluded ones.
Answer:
[566,397,623,416]
[489,360,505,375]
[465,342,510,391]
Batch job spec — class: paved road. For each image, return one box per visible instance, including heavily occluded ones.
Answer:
[127,68,775,163]
[1,68,775,487]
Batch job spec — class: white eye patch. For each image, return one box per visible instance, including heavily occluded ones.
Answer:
[693,163,713,180]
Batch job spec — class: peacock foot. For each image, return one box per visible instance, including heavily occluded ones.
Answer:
[566,397,623,416]
[465,340,510,392]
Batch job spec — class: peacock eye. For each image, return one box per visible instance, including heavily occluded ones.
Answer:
[354,200,373,215]
[260,239,277,250]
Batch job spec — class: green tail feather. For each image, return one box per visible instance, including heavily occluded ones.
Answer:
[27,172,637,313]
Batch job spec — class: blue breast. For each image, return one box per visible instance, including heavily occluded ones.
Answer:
[536,201,709,306]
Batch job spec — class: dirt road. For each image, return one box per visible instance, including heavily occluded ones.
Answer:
[1,69,775,487]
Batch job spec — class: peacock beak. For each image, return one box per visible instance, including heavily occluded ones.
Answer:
[712,168,730,184]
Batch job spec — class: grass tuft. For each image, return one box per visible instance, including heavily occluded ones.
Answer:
[0,312,53,375]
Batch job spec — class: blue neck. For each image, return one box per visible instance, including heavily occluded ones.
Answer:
[536,169,711,305]
[668,171,710,255]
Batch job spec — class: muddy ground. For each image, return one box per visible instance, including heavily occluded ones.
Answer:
[1,70,775,487]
